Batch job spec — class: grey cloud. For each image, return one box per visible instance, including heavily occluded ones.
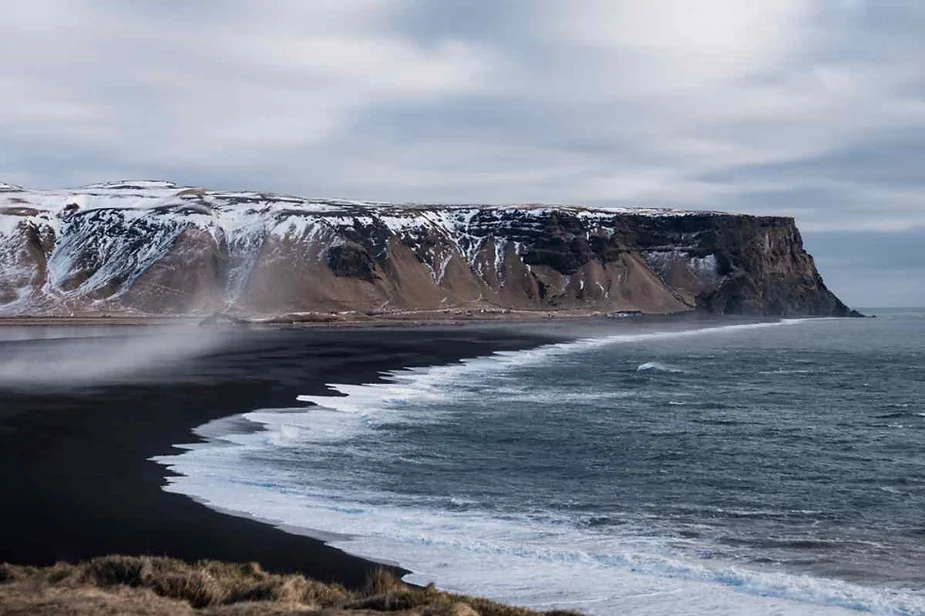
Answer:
[806,228,925,270]
[0,0,923,304]
[395,0,535,43]
[702,129,925,189]
[804,228,925,307]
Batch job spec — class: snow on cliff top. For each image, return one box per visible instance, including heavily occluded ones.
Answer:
[0,180,725,218]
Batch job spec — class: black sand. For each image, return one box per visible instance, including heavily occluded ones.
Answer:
[0,325,553,588]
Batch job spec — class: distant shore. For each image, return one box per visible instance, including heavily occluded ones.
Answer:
[0,324,556,589]
[0,308,659,328]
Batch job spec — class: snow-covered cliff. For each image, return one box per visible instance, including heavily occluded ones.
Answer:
[0,181,854,318]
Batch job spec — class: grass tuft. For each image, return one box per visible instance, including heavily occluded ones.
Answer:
[0,556,583,616]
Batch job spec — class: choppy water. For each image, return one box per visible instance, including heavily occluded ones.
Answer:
[155,310,925,615]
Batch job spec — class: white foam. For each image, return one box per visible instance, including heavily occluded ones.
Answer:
[152,319,925,616]
[154,447,922,615]
[636,361,684,373]
[290,320,804,416]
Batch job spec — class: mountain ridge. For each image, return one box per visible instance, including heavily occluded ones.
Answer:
[0,181,857,319]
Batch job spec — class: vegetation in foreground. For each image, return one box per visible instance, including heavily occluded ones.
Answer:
[0,555,581,616]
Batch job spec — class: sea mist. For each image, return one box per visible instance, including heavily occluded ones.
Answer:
[0,326,232,390]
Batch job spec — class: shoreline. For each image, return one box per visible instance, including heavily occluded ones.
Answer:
[0,308,676,329]
[0,306,868,333]
[0,325,559,589]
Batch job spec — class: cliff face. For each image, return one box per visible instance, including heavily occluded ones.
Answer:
[0,181,855,318]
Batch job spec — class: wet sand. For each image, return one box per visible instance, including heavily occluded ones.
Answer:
[0,325,555,588]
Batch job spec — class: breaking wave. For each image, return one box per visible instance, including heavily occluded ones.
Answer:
[636,361,685,373]
[152,317,925,615]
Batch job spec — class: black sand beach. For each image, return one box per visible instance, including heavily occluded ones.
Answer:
[0,325,553,588]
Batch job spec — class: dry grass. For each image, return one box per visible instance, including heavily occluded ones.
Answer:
[0,556,582,616]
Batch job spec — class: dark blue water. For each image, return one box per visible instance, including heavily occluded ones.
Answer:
[157,311,925,615]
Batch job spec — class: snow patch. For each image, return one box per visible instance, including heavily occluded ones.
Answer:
[0,181,734,311]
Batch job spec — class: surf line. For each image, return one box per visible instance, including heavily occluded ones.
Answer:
[294,319,812,413]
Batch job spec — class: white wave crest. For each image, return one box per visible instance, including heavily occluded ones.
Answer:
[149,318,925,616]
[292,320,801,415]
[636,361,684,373]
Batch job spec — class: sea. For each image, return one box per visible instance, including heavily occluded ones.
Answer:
[152,309,925,616]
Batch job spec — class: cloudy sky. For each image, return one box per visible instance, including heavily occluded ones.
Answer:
[1,1,923,306]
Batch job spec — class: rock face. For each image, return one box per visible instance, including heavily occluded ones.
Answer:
[0,181,856,318]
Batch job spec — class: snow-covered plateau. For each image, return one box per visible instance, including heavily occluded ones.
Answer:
[0,181,853,318]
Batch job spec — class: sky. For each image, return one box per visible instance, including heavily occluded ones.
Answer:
[1,1,922,306]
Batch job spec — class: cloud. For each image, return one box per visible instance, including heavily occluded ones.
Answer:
[0,0,922,303]
[0,0,492,181]
[804,227,925,307]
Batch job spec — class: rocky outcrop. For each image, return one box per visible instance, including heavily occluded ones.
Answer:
[0,181,856,318]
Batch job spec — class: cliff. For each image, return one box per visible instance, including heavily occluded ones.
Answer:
[0,181,855,319]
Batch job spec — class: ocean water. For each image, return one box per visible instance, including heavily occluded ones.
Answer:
[154,310,925,615]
